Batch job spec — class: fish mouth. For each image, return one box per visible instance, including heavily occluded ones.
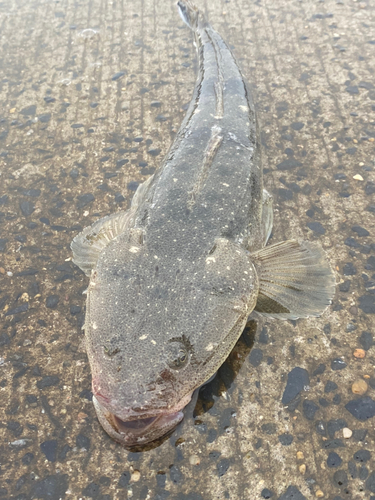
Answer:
[92,395,187,446]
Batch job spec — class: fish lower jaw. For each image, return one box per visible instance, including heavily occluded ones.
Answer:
[92,396,184,446]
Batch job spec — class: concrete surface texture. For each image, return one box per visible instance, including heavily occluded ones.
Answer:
[0,0,374,498]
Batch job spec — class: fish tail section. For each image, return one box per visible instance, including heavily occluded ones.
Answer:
[251,240,335,320]
[177,0,205,31]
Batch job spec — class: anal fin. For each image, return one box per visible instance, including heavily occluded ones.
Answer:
[251,240,335,319]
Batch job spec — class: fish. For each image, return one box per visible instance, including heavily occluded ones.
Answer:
[71,0,335,447]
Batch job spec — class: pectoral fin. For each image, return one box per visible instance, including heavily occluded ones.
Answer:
[71,210,133,276]
[71,175,154,276]
[251,240,335,319]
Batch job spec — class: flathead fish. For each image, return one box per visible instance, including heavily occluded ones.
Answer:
[71,0,335,446]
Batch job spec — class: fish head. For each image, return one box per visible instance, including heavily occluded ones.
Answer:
[85,232,258,446]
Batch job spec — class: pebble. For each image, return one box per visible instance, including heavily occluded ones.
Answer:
[343,427,353,439]
[189,454,200,465]
[316,490,324,498]
[299,464,306,474]
[353,174,364,181]
[296,451,304,460]
[23,339,32,346]
[352,380,368,395]
[353,348,365,358]
[0,267,5,274]
[130,470,141,482]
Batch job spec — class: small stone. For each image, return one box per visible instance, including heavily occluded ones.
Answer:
[217,458,230,477]
[76,434,90,450]
[352,380,368,395]
[303,400,319,420]
[343,263,357,276]
[353,349,365,359]
[331,358,347,370]
[299,464,306,474]
[46,295,59,309]
[282,367,309,404]
[291,122,304,131]
[307,221,326,235]
[20,200,35,216]
[278,486,305,500]
[276,159,302,171]
[352,225,370,237]
[315,491,324,498]
[359,331,373,351]
[77,193,95,209]
[354,449,371,462]
[345,396,375,420]
[147,148,161,157]
[112,71,126,81]
[249,348,263,367]
[327,452,342,468]
[40,440,58,462]
[130,470,140,482]
[343,428,352,439]
[325,381,338,393]
[77,412,88,422]
[353,174,364,181]
[296,451,304,460]
[189,454,200,465]
[37,376,59,389]
[261,489,274,499]
[359,295,375,314]
[278,433,293,446]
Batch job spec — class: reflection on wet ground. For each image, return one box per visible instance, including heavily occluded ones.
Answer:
[0,0,375,499]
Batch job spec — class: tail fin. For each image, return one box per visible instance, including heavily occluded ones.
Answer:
[177,1,202,31]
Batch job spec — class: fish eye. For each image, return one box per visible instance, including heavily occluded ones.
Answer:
[166,341,189,369]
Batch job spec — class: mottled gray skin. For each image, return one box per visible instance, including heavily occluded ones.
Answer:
[71,1,333,446]
[82,3,261,445]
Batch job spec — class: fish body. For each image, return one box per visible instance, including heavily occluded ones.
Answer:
[71,1,335,446]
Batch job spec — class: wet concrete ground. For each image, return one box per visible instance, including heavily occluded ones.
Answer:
[0,0,374,498]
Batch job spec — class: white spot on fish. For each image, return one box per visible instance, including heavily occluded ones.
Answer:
[206,256,216,264]
[92,322,98,330]
[239,105,248,112]
[139,334,148,340]
[129,246,139,253]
